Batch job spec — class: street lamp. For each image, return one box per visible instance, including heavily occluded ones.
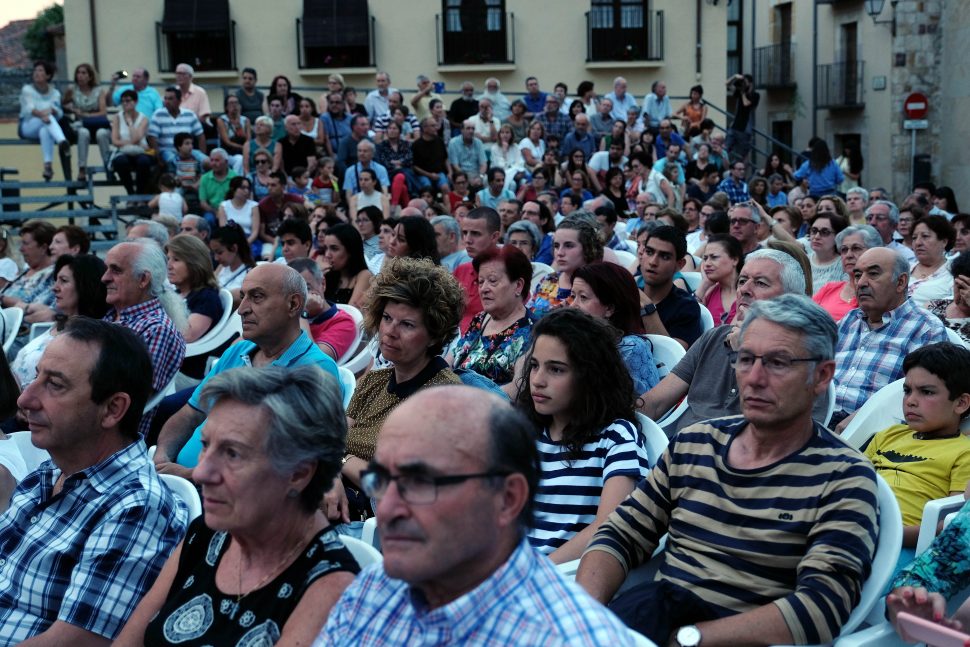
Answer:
[865,0,896,35]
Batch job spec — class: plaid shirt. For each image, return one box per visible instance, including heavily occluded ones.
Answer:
[717,177,750,205]
[0,441,187,642]
[835,298,948,413]
[314,540,633,646]
[533,112,574,141]
[104,298,186,436]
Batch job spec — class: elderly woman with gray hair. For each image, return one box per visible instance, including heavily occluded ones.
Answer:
[811,224,883,321]
[115,365,360,646]
[505,219,543,260]
[242,115,279,174]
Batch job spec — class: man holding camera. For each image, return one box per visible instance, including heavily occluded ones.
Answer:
[725,74,760,164]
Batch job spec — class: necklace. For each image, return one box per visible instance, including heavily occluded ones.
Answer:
[235,530,311,602]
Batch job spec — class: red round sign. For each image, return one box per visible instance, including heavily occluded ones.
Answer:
[904,92,929,119]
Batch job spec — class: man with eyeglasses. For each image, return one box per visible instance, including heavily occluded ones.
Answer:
[533,94,572,142]
[322,92,352,156]
[718,162,751,205]
[580,294,877,647]
[864,199,916,264]
[317,386,633,645]
[638,249,830,434]
[727,202,763,255]
[831,247,946,431]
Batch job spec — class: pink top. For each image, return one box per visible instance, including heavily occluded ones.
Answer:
[813,281,857,322]
[704,283,737,326]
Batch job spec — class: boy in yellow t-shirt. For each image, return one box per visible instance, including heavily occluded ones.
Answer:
[864,342,970,549]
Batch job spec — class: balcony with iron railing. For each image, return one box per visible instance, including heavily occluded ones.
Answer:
[435,12,515,66]
[585,9,663,62]
[753,43,796,89]
[156,21,237,73]
[816,61,865,109]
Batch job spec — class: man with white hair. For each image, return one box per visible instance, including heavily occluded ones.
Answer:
[179,214,210,242]
[173,62,211,123]
[126,219,170,246]
[276,114,318,177]
[468,98,501,144]
[409,74,442,122]
[477,77,511,121]
[448,120,487,190]
[431,215,470,271]
[364,71,398,123]
[342,139,392,203]
[727,202,763,255]
[102,240,186,435]
[639,249,830,434]
[604,76,639,121]
[642,80,672,130]
[865,199,916,264]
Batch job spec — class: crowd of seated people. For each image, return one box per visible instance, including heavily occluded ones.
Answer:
[6,64,970,646]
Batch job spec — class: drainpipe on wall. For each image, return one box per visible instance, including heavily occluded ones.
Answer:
[89,0,99,71]
[695,0,702,78]
[812,1,818,140]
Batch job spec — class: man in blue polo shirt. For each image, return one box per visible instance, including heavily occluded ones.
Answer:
[153,263,341,478]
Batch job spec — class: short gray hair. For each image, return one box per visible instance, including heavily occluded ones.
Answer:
[505,219,541,250]
[430,215,460,241]
[129,239,188,331]
[130,219,169,247]
[175,63,194,76]
[866,199,899,225]
[416,73,429,83]
[889,249,911,283]
[288,257,322,290]
[209,147,228,161]
[183,214,210,237]
[836,224,882,251]
[356,139,375,153]
[745,248,806,296]
[254,115,273,129]
[199,365,346,512]
[740,294,838,362]
[846,186,869,204]
[731,202,761,224]
[279,264,309,306]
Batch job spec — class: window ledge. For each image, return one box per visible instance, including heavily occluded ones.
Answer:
[158,70,239,81]
[299,67,378,76]
[585,60,664,69]
[435,63,516,73]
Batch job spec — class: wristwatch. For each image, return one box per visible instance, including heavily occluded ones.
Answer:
[675,625,702,647]
[639,303,657,318]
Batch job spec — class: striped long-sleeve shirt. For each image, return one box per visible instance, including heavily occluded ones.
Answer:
[585,416,878,644]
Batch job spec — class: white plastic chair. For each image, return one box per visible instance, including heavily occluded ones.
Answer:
[159,473,202,521]
[361,516,379,548]
[1,431,51,480]
[697,303,715,333]
[530,262,554,295]
[822,381,836,428]
[656,398,689,431]
[342,337,377,377]
[613,249,637,273]
[143,377,178,414]
[839,378,906,448]
[645,334,686,379]
[184,290,240,358]
[338,366,356,409]
[335,304,365,365]
[945,326,970,349]
[341,535,383,568]
[681,271,703,293]
[28,322,54,341]
[635,412,670,468]
[2,307,24,354]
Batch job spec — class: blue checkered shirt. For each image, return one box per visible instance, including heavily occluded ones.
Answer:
[533,112,574,141]
[835,298,947,413]
[717,177,750,205]
[104,297,186,436]
[0,441,187,642]
[314,539,635,646]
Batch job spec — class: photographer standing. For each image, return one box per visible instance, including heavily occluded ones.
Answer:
[725,73,760,163]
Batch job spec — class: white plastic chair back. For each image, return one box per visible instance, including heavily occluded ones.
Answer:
[822,381,836,428]
[360,517,379,548]
[342,337,378,376]
[635,412,670,468]
[2,307,24,354]
[656,398,689,431]
[613,250,637,273]
[28,322,54,341]
[4,431,51,479]
[681,271,703,293]
[184,290,239,358]
[645,334,685,379]
[144,377,178,414]
[338,366,356,409]
[340,535,383,568]
[530,262,554,295]
[159,473,202,521]
[335,304,365,365]
[697,303,715,332]
[839,379,905,449]
[945,326,969,349]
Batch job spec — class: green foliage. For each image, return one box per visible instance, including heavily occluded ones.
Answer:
[23,4,64,64]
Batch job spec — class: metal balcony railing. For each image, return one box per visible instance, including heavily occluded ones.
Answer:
[753,43,796,89]
[156,20,236,73]
[435,11,515,65]
[585,9,663,62]
[816,61,865,109]
[296,15,376,69]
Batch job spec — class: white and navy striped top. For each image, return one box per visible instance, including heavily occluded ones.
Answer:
[528,419,649,555]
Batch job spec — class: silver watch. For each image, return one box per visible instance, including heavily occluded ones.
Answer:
[676,625,702,647]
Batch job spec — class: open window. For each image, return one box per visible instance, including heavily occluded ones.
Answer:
[438,0,513,65]
[586,0,662,62]
[300,0,374,68]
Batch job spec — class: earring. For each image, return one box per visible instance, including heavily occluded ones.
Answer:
[287,489,299,499]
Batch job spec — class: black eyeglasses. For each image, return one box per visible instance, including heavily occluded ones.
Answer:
[728,350,822,376]
[255,159,270,165]
[360,465,511,505]
[809,227,833,237]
